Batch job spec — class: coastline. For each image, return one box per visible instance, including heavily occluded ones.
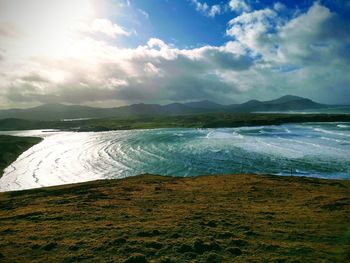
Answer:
[0,134,349,262]
[0,135,42,178]
[1,121,349,191]
[0,113,349,132]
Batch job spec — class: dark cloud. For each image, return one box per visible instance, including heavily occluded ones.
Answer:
[203,49,254,71]
[21,74,50,83]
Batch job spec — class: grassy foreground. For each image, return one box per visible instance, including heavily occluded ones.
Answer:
[0,135,42,177]
[0,174,349,262]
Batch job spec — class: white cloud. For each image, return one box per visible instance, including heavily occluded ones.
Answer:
[226,8,278,57]
[105,78,128,89]
[273,2,285,11]
[208,5,222,17]
[90,18,130,37]
[138,9,149,19]
[225,1,350,103]
[276,2,334,62]
[144,62,162,76]
[191,0,208,13]
[229,0,251,13]
[191,0,222,17]
[147,38,168,49]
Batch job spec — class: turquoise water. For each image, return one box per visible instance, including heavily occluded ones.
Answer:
[0,122,349,191]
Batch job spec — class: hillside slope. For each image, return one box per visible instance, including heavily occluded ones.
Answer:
[0,174,349,262]
[0,95,331,121]
[0,135,42,177]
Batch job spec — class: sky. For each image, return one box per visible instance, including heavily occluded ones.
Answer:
[0,0,349,109]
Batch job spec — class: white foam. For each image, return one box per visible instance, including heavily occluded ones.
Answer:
[206,130,243,139]
[1,123,349,191]
[337,124,350,128]
[314,128,350,137]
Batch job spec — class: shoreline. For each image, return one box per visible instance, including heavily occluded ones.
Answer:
[0,135,42,178]
[3,172,350,194]
[1,120,349,191]
[0,112,349,132]
[1,134,349,262]
[2,171,350,194]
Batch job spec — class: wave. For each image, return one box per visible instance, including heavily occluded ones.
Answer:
[1,124,350,191]
[206,130,243,139]
[313,128,350,137]
[337,124,350,128]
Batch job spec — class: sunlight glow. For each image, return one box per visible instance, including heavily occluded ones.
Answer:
[0,0,98,58]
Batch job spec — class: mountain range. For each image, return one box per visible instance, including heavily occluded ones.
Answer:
[0,95,344,121]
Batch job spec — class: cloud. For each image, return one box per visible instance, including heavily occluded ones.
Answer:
[224,1,350,103]
[0,23,22,38]
[2,35,256,105]
[225,1,350,65]
[276,2,342,64]
[90,18,130,37]
[144,62,162,75]
[21,74,50,83]
[147,38,168,49]
[191,0,222,17]
[229,0,251,13]
[1,1,350,108]
[209,5,222,17]
[138,9,149,19]
[273,2,285,11]
[226,8,279,56]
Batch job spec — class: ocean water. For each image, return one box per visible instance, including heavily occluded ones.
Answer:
[0,122,349,191]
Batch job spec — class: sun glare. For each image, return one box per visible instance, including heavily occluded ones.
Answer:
[1,0,98,59]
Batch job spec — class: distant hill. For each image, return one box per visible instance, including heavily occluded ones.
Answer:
[0,95,338,121]
[230,95,325,112]
[264,95,305,104]
[184,100,226,109]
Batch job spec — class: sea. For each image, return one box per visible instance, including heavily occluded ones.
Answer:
[0,122,349,191]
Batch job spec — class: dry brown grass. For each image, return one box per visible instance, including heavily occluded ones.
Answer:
[0,174,349,262]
